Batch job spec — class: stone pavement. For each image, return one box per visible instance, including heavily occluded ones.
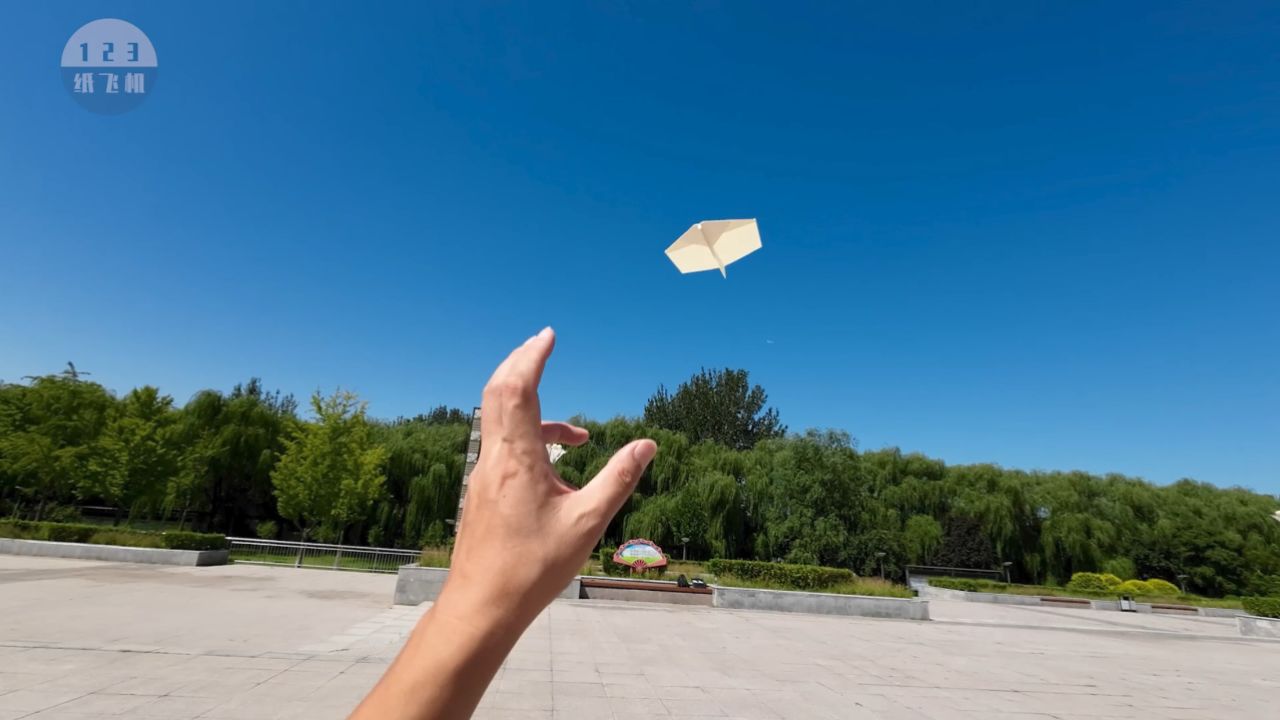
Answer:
[0,556,1276,719]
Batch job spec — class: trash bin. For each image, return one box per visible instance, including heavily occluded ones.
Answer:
[1119,595,1135,612]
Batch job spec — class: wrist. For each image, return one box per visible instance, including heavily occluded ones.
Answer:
[429,578,533,644]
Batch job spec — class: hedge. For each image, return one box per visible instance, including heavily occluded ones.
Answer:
[706,559,854,590]
[1144,578,1181,596]
[0,520,227,551]
[1115,579,1154,596]
[1066,572,1121,593]
[1068,572,1185,598]
[1242,596,1280,619]
[930,578,986,592]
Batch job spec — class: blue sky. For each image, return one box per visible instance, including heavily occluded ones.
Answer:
[1,2,1277,493]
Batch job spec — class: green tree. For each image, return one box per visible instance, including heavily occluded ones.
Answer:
[171,380,296,533]
[903,514,943,565]
[934,516,996,570]
[272,390,387,542]
[82,387,180,523]
[0,372,116,519]
[644,368,785,450]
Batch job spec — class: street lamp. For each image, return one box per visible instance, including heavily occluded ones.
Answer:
[680,537,690,562]
[1177,574,1189,595]
[1001,561,1013,585]
[875,551,886,580]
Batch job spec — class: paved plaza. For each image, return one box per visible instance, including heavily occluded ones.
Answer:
[0,556,1276,719]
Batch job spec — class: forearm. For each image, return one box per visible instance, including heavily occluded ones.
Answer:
[349,589,526,720]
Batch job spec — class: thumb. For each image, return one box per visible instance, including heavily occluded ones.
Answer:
[571,439,657,529]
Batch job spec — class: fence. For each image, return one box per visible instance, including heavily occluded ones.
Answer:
[227,537,420,574]
[904,564,1004,588]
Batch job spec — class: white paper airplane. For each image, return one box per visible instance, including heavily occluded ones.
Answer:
[665,219,761,278]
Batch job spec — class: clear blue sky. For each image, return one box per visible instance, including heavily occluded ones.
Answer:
[2,2,1277,493]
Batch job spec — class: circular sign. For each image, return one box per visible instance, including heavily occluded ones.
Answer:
[61,19,158,115]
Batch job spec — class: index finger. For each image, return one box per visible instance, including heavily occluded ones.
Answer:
[481,327,556,442]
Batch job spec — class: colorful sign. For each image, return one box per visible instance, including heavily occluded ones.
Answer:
[612,539,668,570]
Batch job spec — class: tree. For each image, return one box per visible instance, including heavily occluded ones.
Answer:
[903,514,943,565]
[0,373,116,519]
[413,405,470,426]
[171,380,296,533]
[644,368,785,450]
[272,390,387,542]
[934,516,996,570]
[82,386,180,523]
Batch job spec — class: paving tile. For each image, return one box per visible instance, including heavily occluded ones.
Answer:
[0,690,85,713]
[3,556,1279,720]
[128,695,225,719]
[47,692,156,716]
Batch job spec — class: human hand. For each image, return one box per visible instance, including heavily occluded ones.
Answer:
[440,327,657,629]
[351,329,655,720]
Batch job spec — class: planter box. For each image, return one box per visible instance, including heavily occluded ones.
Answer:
[712,586,929,621]
[579,576,714,606]
[1237,614,1280,639]
[0,538,228,566]
[393,564,582,606]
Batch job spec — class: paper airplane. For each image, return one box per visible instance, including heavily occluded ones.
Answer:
[665,219,761,277]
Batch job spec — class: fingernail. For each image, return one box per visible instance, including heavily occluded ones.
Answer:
[632,440,657,466]
[538,326,553,339]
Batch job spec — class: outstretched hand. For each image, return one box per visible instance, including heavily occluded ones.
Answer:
[351,328,656,720]
[446,327,657,625]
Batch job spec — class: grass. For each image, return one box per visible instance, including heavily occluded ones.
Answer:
[418,546,451,568]
[929,577,1244,609]
[717,575,914,598]
[581,558,913,597]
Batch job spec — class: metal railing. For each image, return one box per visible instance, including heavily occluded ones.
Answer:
[904,564,1003,588]
[227,537,420,574]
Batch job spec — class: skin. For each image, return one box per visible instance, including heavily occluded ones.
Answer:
[350,327,657,720]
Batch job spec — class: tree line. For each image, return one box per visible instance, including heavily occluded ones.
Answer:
[1,364,1277,598]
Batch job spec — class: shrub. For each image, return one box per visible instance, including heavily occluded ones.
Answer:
[1115,579,1153,596]
[419,546,451,568]
[0,520,40,540]
[160,532,228,551]
[1066,572,1113,593]
[1099,573,1123,589]
[929,578,983,592]
[255,520,279,540]
[1145,578,1180,596]
[43,523,96,543]
[90,530,164,548]
[0,520,226,551]
[1242,597,1280,619]
[599,547,628,577]
[706,559,855,590]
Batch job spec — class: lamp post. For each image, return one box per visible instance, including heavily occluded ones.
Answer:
[875,551,886,581]
[1002,561,1013,585]
[1177,574,1189,595]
